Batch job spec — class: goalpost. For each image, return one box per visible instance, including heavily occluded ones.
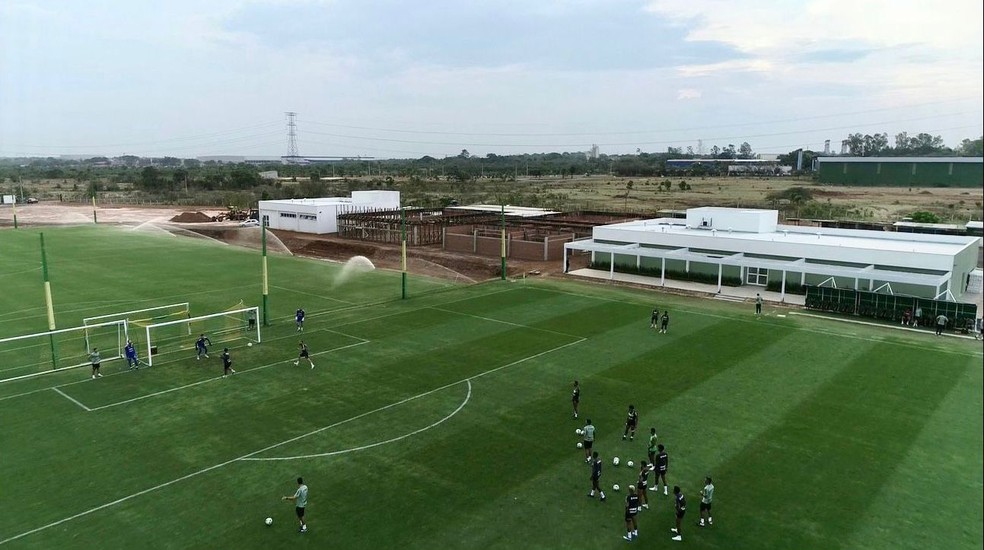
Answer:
[83,302,191,347]
[0,319,128,383]
[144,306,260,367]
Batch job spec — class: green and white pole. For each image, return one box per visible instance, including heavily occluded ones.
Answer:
[11,199,17,229]
[500,204,506,280]
[40,233,58,368]
[401,206,408,299]
[261,219,270,326]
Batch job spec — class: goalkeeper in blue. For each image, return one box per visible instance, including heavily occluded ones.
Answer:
[195,334,212,360]
[124,340,141,369]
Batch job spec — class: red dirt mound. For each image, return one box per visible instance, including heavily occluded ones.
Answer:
[170,211,213,223]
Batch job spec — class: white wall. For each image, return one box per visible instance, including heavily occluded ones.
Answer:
[685,207,777,233]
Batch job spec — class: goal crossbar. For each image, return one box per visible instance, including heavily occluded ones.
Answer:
[144,306,260,366]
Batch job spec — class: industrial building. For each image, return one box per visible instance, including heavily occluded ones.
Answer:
[258,191,400,234]
[565,207,980,302]
[816,157,983,186]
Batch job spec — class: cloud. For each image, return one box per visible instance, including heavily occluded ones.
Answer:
[676,89,702,100]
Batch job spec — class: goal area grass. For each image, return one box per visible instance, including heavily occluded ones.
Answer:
[0,225,980,549]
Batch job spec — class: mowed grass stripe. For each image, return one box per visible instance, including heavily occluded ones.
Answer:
[708,343,968,549]
[844,361,983,550]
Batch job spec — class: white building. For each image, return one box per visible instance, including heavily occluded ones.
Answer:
[565,207,980,301]
[258,191,400,234]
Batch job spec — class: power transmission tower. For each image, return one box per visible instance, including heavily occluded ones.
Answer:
[285,112,299,160]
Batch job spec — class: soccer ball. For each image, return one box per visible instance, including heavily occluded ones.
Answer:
[576,442,583,449]
[247,342,253,347]
[575,428,583,435]
[612,457,620,466]
[613,484,620,491]
[265,517,273,526]
[627,461,634,468]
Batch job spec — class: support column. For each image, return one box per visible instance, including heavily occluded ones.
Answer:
[781,270,787,302]
[716,263,723,293]
[661,258,666,286]
[610,254,615,280]
[854,277,859,290]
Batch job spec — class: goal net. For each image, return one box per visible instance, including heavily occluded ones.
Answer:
[0,319,128,383]
[144,306,260,366]
[85,303,190,341]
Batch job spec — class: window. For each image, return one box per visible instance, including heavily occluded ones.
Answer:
[299,214,317,220]
[746,267,768,286]
[280,212,297,218]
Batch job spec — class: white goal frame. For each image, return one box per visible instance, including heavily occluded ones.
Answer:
[143,306,260,366]
[83,302,190,346]
[0,319,128,383]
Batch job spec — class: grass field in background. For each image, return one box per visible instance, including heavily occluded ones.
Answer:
[0,226,981,549]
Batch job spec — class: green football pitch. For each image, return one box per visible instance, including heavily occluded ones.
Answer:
[0,226,981,549]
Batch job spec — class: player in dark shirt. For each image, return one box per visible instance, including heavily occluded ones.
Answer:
[571,380,580,419]
[295,308,305,332]
[623,404,639,440]
[221,348,235,377]
[588,451,606,501]
[623,485,640,541]
[671,486,686,541]
[294,341,315,369]
[650,308,659,329]
[195,334,212,360]
[655,444,669,495]
[637,461,651,510]
[659,312,670,334]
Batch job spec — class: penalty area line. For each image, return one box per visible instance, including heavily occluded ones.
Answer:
[0,335,582,546]
[242,379,472,461]
[52,387,91,412]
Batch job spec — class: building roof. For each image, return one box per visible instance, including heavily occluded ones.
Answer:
[260,198,352,206]
[816,156,983,164]
[450,205,560,218]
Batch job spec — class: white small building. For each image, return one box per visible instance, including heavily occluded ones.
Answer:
[258,191,400,234]
[565,207,980,301]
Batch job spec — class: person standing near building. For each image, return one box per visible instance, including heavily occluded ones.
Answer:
[755,293,763,315]
[571,380,580,419]
[89,347,102,379]
[935,313,948,336]
[671,486,686,542]
[282,477,308,533]
[582,419,595,463]
[623,485,640,541]
[588,451,606,501]
[699,476,714,527]
[295,308,306,332]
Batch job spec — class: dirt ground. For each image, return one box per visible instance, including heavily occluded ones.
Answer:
[0,203,565,283]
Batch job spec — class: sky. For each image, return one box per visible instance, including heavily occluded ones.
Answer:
[1,0,982,159]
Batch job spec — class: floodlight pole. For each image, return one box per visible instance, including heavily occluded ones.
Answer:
[261,219,270,326]
[40,233,58,368]
[11,199,17,229]
[401,206,408,299]
[500,204,506,280]
[91,192,97,224]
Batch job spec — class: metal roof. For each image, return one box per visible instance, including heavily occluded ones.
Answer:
[816,156,982,164]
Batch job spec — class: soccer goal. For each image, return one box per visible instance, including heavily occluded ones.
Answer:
[84,302,191,344]
[143,306,260,366]
[0,319,128,383]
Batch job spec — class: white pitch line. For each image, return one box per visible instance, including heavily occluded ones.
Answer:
[0,335,583,546]
[242,379,472,461]
[88,341,369,412]
[52,387,91,412]
[428,306,583,339]
[272,285,355,305]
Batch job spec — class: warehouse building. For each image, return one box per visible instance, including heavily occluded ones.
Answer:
[565,207,980,302]
[258,191,400,234]
[816,156,983,186]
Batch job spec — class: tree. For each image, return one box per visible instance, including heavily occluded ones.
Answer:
[738,142,754,159]
[958,136,983,156]
[458,149,471,159]
[138,166,161,190]
[909,211,941,223]
[710,145,721,157]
